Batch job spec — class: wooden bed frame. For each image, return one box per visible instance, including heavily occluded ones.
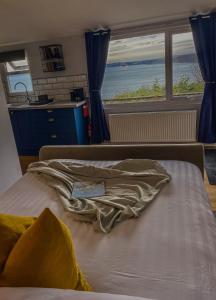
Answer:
[39,143,204,177]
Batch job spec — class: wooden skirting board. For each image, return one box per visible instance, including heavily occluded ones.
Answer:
[204,172,216,212]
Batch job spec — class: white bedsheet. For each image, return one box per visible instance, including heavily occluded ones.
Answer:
[0,160,216,300]
[0,288,152,300]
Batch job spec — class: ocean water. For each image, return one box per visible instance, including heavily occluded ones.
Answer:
[102,62,200,99]
[8,62,200,99]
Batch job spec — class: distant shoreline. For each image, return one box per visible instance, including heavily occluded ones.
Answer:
[107,53,197,68]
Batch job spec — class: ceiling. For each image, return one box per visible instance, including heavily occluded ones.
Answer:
[0,0,215,46]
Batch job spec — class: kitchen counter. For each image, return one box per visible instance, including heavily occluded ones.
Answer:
[7,100,86,111]
[8,101,89,156]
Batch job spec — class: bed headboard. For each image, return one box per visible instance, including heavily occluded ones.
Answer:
[39,143,204,177]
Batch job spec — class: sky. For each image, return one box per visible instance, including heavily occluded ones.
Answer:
[107,32,196,64]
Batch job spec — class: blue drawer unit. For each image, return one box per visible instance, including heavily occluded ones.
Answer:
[9,106,88,156]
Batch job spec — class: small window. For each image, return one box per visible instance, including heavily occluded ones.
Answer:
[5,58,33,94]
[102,33,165,102]
[172,32,204,96]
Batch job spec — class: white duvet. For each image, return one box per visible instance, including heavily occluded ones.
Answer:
[0,288,153,300]
[0,160,216,300]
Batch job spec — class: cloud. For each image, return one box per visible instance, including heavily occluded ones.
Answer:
[107,32,195,63]
[108,33,165,63]
[173,33,195,56]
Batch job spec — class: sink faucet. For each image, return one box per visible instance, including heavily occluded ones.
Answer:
[14,82,31,104]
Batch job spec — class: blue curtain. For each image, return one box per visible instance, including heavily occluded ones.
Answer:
[190,13,216,143]
[85,29,110,144]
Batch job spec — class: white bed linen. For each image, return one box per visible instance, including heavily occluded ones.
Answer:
[0,160,216,300]
[0,288,152,300]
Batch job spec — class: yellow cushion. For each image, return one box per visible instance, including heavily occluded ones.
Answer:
[0,213,35,272]
[0,208,92,291]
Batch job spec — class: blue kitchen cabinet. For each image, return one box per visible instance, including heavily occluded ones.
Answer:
[9,106,88,156]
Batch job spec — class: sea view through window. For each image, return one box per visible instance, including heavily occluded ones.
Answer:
[102,31,203,102]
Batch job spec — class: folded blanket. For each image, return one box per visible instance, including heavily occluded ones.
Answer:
[28,159,171,233]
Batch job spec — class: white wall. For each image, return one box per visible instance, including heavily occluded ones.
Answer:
[0,76,21,194]
[0,34,87,79]
[28,35,87,79]
[0,34,88,104]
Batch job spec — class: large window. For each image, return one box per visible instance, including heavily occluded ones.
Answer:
[5,58,33,94]
[102,28,203,103]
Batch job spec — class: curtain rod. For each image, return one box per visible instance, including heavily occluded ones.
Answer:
[109,8,216,36]
[88,25,110,32]
[86,9,216,35]
[190,9,216,17]
[110,12,189,31]
[111,17,190,39]
[85,12,190,35]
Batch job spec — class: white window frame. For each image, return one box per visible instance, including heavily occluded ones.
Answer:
[104,21,203,110]
[3,58,33,97]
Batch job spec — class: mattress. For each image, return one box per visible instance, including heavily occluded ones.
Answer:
[0,160,216,300]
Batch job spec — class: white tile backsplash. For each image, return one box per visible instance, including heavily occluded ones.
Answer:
[47,78,57,83]
[8,74,88,103]
[42,84,53,90]
[53,83,65,89]
[37,79,47,84]
[63,82,74,88]
[56,77,68,83]
[32,79,38,85]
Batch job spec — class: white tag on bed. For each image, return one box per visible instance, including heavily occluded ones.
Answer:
[72,181,105,198]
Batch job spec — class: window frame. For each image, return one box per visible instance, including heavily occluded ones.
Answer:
[103,22,203,107]
[3,58,34,97]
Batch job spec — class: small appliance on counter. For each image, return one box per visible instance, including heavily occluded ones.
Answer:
[30,94,54,105]
[70,88,84,102]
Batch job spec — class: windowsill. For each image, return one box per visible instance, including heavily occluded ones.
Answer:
[104,96,202,114]
[103,95,166,105]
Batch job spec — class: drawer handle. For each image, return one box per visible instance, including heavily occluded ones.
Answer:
[48,118,55,122]
[47,110,53,113]
[51,134,57,139]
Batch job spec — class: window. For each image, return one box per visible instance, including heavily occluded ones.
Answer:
[102,33,165,102]
[5,58,33,94]
[172,32,204,96]
[102,28,204,103]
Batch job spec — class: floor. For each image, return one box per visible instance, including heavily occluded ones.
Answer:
[204,172,216,211]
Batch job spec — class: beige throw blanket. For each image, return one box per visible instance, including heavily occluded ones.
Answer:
[28,159,171,233]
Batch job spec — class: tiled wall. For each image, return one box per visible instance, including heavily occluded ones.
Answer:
[7,73,88,103]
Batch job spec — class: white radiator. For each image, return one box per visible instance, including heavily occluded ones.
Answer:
[109,110,197,143]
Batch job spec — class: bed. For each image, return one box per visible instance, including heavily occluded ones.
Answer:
[0,144,216,300]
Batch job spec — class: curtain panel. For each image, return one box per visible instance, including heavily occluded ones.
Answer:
[190,13,216,143]
[85,29,110,144]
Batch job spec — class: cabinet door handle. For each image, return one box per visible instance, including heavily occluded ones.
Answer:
[48,118,55,122]
[51,134,57,139]
[47,110,53,113]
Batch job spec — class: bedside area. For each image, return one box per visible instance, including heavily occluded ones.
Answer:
[8,101,88,173]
